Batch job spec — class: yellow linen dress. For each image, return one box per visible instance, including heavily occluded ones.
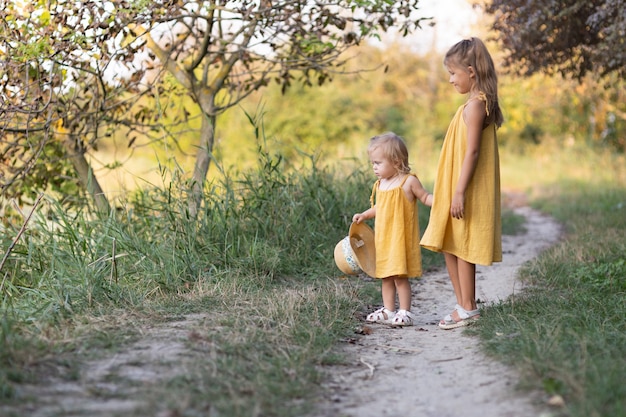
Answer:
[420,98,502,265]
[370,174,422,279]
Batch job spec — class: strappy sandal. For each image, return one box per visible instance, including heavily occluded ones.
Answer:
[439,305,480,330]
[440,304,462,324]
[390,309,414,327]
[366,307,395,324]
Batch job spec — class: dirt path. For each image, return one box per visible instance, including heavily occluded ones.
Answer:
[310,206,562,417]
[2,314,209,417]
[1,206,561,417]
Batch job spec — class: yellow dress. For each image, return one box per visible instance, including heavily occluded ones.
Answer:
[370,174,422,278]
[420,99,502,265]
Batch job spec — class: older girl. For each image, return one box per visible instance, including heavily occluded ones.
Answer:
[421,37,504,330]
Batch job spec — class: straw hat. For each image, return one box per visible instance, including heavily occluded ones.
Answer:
[334,222,376,277]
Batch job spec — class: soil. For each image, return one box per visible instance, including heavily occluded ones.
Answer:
[0,204,562,417]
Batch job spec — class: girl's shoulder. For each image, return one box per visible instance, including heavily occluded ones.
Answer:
[465,93,488,110]
[403,173,422,186]
[465,92,490,117]
[463,93,488,122]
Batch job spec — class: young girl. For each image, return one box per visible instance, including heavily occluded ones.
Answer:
[420,37,503,330]
[353,132,433,326]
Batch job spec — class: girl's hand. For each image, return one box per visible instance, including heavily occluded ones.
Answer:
[353,207,375,223]
[451,192,465,219]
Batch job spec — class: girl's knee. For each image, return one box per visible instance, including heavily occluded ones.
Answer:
[394,277,410,287]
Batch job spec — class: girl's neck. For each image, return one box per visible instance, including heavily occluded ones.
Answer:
[468,87,481,99]
[379,172,403,190]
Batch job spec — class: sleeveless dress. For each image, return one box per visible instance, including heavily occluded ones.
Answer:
[370,174,422,279]
[420,97,502,266]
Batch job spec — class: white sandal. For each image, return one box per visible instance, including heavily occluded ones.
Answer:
[439,305,480,330]
[440,304,462,324]
[390,309,414,327]
[366,307,395,324]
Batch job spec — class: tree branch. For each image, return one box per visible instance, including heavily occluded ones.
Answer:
[0,193,45,291]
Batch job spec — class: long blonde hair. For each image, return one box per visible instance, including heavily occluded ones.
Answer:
[444,37,504,128]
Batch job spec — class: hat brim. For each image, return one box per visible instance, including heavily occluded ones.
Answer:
[334,237,362,275]
[348,222,376,277]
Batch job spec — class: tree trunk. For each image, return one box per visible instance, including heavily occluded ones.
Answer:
[188,112,216,218]
[61,134,111,214]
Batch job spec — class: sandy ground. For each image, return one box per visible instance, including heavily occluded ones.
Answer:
[310,206,562,417]
[0,205,561,417]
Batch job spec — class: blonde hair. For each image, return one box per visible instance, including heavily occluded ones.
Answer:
[444,37,504,127]
[368,132,411,174]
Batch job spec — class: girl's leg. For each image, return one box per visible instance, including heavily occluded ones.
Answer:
[366,277,396,323]
[444,258,478,323]
[381,277,397,312]
[444,252,462,306]
[394,277,412,311]
[453,258,477,319]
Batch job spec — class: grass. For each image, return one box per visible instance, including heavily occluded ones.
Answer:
[0,140,442,416]
[2,132,625,416]
[472,181,626,417]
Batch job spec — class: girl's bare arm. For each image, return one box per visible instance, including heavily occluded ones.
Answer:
[452,98,486,219]
[405,175,433,207]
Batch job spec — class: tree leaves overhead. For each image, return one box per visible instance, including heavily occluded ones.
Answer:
[484,0,626,80]
[1,0,429,144]
[1,0,430,210]
[128,0,429,110]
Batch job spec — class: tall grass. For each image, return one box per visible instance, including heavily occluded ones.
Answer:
[473,181,626,417]
[0,128,440,415]
[0,151,363,319]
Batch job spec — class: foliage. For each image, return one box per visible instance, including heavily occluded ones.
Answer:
[1,0,433,216]
[483,1,626,151]
[0,134,81,211]
[484,0,626,80]
[496,71,626,152]
[213,45,626,166]
[235,43,447,156]
[0,0,175,211]
[472,182,626,417]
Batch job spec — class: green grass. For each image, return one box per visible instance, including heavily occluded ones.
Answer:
[0,140,441,416]
[3,134,624,416]
[501,207,526,236]
[472,181,626,417]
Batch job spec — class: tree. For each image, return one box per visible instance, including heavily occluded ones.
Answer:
[484,0,626,80]
[2,1,429,216]
[483,0,626,152]
[1,1,160,213]
[122,0,429,216]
